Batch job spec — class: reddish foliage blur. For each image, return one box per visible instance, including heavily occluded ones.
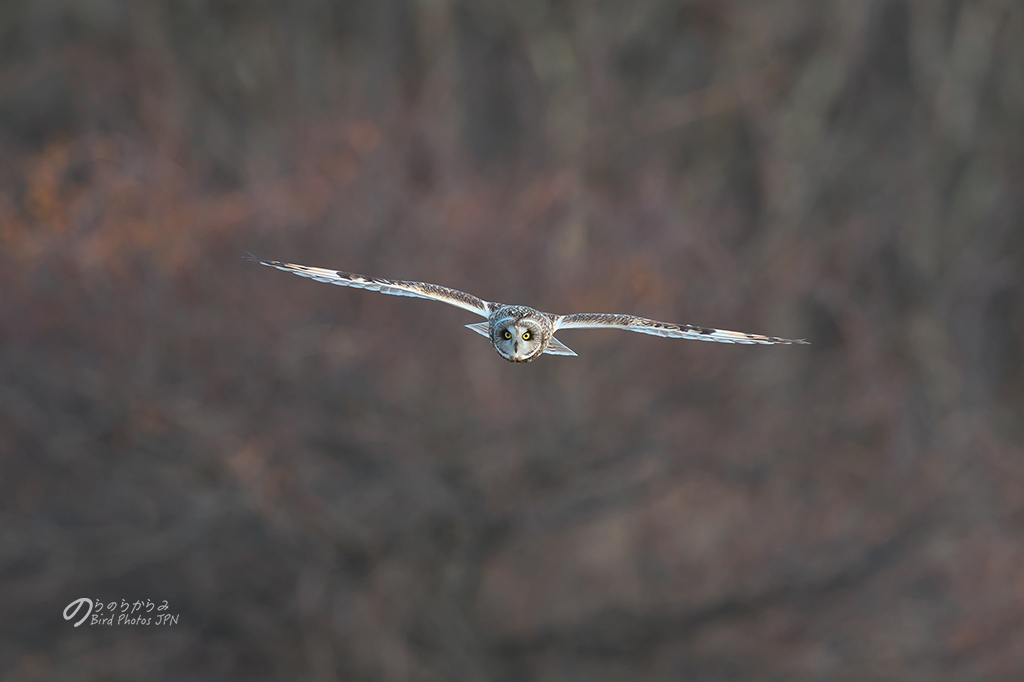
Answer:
[2,1,1024,680]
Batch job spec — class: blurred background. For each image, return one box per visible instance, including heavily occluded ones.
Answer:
[2,0,1023,679]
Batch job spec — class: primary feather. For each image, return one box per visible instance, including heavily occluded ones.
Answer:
[247,255,493,318]
[554,313,808,345]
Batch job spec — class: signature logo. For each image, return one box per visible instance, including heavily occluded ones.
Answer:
[63,598,179,627]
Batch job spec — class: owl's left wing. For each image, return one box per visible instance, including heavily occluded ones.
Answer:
[248,256,494,318]
[553,313,808,345]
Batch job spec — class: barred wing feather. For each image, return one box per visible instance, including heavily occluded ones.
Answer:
[248,256,493,318]
[553,313,808,345]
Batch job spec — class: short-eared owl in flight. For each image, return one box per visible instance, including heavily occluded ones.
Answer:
[248,256,808,363]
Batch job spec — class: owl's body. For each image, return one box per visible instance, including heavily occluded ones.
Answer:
[473,305,567,363]
[248,256,808,362]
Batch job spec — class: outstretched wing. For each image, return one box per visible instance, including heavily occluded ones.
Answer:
[553,313,808,345]
[248,255,494,318]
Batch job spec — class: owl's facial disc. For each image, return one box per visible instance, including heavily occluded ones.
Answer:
[495,320,543,362]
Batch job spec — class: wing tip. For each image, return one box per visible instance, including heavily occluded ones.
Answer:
[245,253,277,267]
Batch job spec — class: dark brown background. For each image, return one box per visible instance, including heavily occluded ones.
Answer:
[2,0,1023,679]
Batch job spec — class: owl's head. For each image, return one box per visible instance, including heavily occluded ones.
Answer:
[493,314,546,363]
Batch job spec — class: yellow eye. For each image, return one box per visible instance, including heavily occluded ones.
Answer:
[503,330,512,339]
[522,331,531,340]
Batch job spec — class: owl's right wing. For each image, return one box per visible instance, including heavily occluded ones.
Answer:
[248,256,495,318]
[553,312,808,345]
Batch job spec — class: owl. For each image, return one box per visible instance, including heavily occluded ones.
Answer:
[248,255,808,363]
